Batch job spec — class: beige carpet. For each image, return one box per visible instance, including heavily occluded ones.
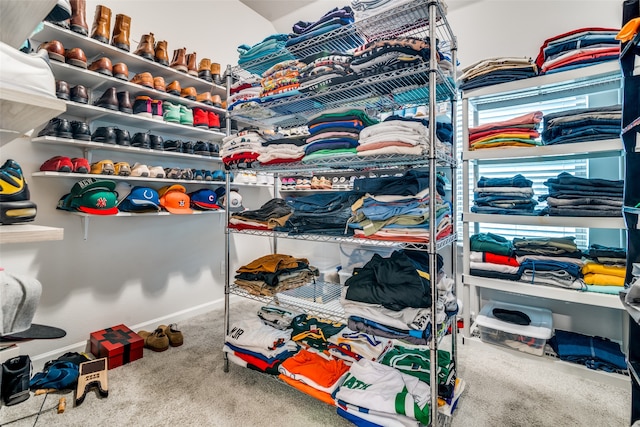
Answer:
[0,300,630,427]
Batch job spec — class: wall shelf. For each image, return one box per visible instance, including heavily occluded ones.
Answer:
[0,224,64,244]
[462,212,625,229]
[32,171,227,186]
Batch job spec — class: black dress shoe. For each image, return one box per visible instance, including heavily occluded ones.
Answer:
[131,132,151,149]
[91,126,116,144]
[38,118,72,139]
[71,121,91,141]
[115,128,130,146]
[150,134,164,150]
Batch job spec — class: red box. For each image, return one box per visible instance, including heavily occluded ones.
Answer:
[90,324,143,369]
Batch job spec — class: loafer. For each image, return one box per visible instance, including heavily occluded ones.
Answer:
[180,86,196,100]
[115,128,130,146]
[137,328,169,352]
[39,40,65,62]
[88,57,113,76]
[71,157,90,174]
[130,163,150,177]
[91,126,116,144]
[38,118,72,139]
[148,166,165,178]
[114,161,131,176]
[65,47,87,68]
[113,62,129,80]
[150,134,164,150]
[130,72,154,89]
[40,156,73,172]
[131,132,151,149]
[90,160,115,175]
[56,80,70,100]
[153,76,166,92]
[159,324,183,347]
[71,120,91,141]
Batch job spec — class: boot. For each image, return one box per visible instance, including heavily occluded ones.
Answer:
[170,48,187,73]
[198,58,212,82]
[94,87,119,111]
[210,62,221,84]
[134,33,155,61]
[186,52,198,77]
[111,14,131,52]
[154,40,169,66]
[70,0,88,36]
[117,91,132,114]
[90,4,111,44]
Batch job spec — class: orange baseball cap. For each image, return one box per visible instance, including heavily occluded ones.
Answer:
[160,190,193,214]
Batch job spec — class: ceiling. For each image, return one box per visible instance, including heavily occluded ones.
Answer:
[239,0,320,22]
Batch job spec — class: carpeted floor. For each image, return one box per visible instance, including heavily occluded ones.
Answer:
[0,300,630,427]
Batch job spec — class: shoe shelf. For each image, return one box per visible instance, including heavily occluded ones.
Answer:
[228,228,457,252]
[0,224,64,244]
[463,274,624,311]
[31,135,222,163]
[0,87,66,146]
[230,64,455,129]
[37,22,226,97]
[462,213,626,229]
[0,0,57,49]
[227,151,455,174]
[49,61,226,116]
[32,171,227,186]
[61,100,225,141]
[462,139,623,163]
[71,210,224,218]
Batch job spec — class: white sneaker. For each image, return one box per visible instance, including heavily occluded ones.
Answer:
[130,163,150,177]
[148,166,165,178]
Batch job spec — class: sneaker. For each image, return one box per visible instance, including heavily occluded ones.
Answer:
[193,169,204,181]
[179,105,193,126]
[208,111,220,130]
[163,101,181,123]
[148,166,166,178]
[203,170,213,181]
[71,157,90,173]
[209,143,220,156]
[212,170,225,182]
[0,160,37,224]
[114,161,131,176]
[164,167,181,179]
[38,118,72,139]
[40,156,73,172]
[151,99,163,120]
[130,163,150,177]
[133,96,152,118]
[193,108,208,128]
[181,141,194,155]
[163,140,182,152]
[90,160,115,175]
[181,168,194,181]
[137,328,169,352]
[194,141,210,156]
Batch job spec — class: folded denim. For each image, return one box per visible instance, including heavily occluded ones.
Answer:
[546,196,623,207]
[353,169,444,197]
[586,244,627,259]
[474,194,535,203]
[470,206,538,215]
[547,207,622,217]
[544,172,623,189]
[518,259,581,277]
[477,174,532,188]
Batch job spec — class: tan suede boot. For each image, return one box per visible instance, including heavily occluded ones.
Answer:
[134,33,155,61]
[70,0,88,36]
[170,48,187,73]
[186,52,198,77]
[154,40,169,66]
[198,58,212,82]
[90,4,111,44]
[111,14,131,52]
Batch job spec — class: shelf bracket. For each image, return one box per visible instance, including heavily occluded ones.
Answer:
[84,147,92,163]
[81,216,89,240]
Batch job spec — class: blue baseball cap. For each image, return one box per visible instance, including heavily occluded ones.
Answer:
[118,186,160,212]
[188,189,220,210]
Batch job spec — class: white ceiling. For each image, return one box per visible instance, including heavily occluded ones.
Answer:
[239,0,320,22]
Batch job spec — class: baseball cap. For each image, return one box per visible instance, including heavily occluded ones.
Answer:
[114,181,133,205]
[188,189,220,210]
[119,186,161,212]
[215,187,244,212]
[160,190,193,214]
[69,178,116,196]
[158,184,186,198]
[70,189,119,215]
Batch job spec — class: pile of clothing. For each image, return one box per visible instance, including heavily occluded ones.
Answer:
[549,329,627,372]
[302,107,377,163]
[349,169,453,243]
[350,37,438,77]
[220,129,267,167]
[326,328,392,363]
[223,317,298,374]
[471,174,537,215]
[233,254,319,296]
[535,27,621,75]
[228,198,292,231]
[260,60,306,98]
[468,111,543,150]
[541,105,622,146]
[277,192,361,235]
[541,172,623,217]
[237,34,294,76]
[227,76,262,110]
[357,116,442,158]
[459,57,538,91]
[581,244,627,293]
[514,236,584,290]
[298,52,355,94]
[257,131,308,165]
[469,232,520,281]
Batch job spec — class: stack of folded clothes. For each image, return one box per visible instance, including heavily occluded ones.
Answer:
[468,111,544,150]
[541,105,622,145]
[277,192,361,235]
[227,76,262,110]
[343,250,450,345]
[357,115,443,158]
[548,329,627,372]
[233,254,319,296]
[228,198,293,231]
[223,316,299,375]
[278,348,350,406]
[220,128,268,167]
[260,59,306,98]
[459,57,538,91]
[349,169,453,243]
[469,232,520,281]
[326,328,392,363]
[350,36,439,77]
[237,34,294,75]
[540,172,623,217]
[514,236,584,290]
[535,27,621,75]
[302,107,378,163]
[289,314,346,353]
[298,52,355,93]
[257,131,308,165]
[471,174,537,215]
[580,244,627,293]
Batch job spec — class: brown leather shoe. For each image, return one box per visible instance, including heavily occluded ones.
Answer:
[170,48,187,73]
[117,91,132,114]
[154,40,169,66]
[130,72,154,89]
[186,52,198,77]
[113,62,129,80]
[70,0,88,36]
[153,77,166,92]
[39,40,65,62]
[198,58,212,82]
[56,80,70,100]
[196,92,213,105]
[95,87,119,111]
[65,47,87,68]
[90,4,111,44]
[180,87,197,100]
[70,85,88,104]
[88,57,113,76]
[211,94,222,108]
[166,80,181,96]
[111,14,131,52]
[134,33,155,61]
[210,62,221,84]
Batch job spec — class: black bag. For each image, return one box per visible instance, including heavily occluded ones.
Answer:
[2,355,32,405]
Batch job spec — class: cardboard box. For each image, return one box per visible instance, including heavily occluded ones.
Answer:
[90,324,143,369]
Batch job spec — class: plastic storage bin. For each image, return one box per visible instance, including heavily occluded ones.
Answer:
[475,301,553,357]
